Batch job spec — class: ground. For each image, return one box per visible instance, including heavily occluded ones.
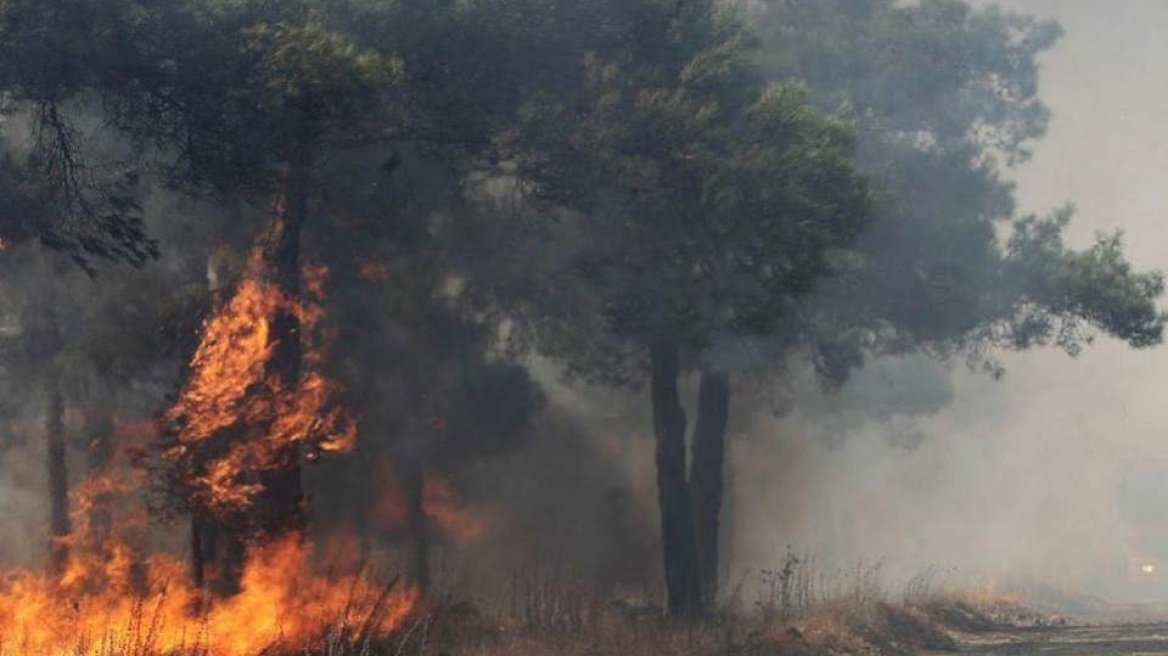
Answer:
[947,623,1168,656]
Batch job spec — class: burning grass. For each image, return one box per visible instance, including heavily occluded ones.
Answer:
[0,463,418,656]
[0,531,417,656]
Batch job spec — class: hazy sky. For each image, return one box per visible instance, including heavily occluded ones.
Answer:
[730,0,1168,604]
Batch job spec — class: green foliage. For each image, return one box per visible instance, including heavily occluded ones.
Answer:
[502,0,870,383]
[238,15,404,142]
[750,0,1162,385]
[995,209,1165,353]
[100,0,406,196]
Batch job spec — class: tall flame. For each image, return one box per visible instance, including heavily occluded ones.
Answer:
[0,234,418,655]
[162,247,355,515]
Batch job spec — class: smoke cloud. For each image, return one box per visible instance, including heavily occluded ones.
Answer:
[728,0,1168,604]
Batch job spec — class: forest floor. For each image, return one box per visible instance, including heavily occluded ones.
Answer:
[402,595,1066,656]
[943,622,1168,656]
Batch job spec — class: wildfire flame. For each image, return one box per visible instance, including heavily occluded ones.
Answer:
[0,236,418,655]
[0,460,416,656]
[162,247,356,515]
[0,203,427,655]
[373,460,488,545]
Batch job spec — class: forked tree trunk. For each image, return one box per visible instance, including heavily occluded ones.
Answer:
[404,459,431,592]
[46,368,69,575]
[689,370,729,609]
[650,336,700,617]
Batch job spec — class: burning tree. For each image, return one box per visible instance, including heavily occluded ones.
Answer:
[160,189,358,590]
[82,3,405,587]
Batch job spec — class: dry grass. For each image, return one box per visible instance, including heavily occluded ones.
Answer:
[0,554,1043,656]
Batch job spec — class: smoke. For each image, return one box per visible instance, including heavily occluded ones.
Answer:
[728,0,1168,604]
[0,0,1163,617]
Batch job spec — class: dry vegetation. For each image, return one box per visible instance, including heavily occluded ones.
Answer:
[348,553,1051,656]
[0,549,1052,656]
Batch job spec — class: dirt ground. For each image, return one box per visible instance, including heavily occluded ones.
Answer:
[941,623,1168,656]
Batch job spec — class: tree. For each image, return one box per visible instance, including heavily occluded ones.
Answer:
[305,140,544,592]
[64,0,408,590]
[694,0,1163,599]
[464,0,1165,618]
[746,0,1162,384]
[0,0,158,272]
[492,0,872,617]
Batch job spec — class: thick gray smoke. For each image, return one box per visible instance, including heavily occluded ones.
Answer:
[727,0,1168,604]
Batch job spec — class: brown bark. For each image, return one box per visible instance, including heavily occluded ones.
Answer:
[404,460,431,592]
[46,371,69,575]
[690,370,729,610]
[650,336,700,617]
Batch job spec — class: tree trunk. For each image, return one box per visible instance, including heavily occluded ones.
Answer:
[46,370,69,575]
[252,156,310,539]
[404,460,431,592]
[650,336,700,617]
[689,370,729,610]
[719,449,737,601]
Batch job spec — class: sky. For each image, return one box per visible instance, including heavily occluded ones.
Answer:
[728,0,1168,605]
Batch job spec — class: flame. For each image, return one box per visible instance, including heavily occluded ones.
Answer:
[162,247,356,515]
[373,460,488,545]
[0,206,424,654]
[420,477,487,544]
[356,259,389,282]
[0,468,417,656]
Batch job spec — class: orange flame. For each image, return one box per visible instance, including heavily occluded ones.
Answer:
[0,214,421,654]
[356,258,389,283]
[163,248,356,515]
[0,468,417,656]
[373,461,488,545]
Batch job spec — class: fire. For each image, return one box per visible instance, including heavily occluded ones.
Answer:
[0,467,417,656]
[0,199,430,654]
[420,477,488,544]
[356,258,390,282]
[373,460,488,545]
[162,247,356,515]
